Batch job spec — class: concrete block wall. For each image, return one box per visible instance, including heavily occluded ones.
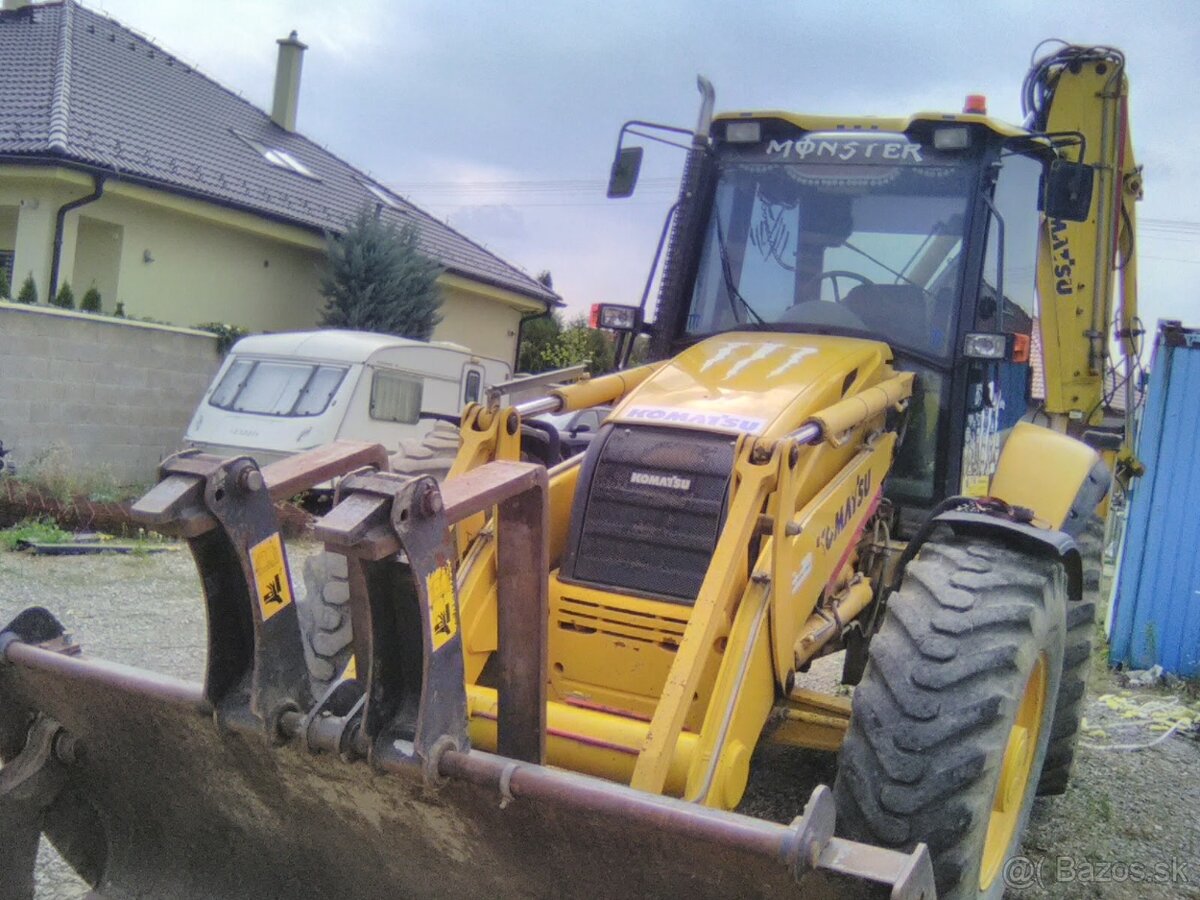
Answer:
[0,302,220,484]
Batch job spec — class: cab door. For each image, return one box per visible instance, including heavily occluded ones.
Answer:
[961,153,1042,496]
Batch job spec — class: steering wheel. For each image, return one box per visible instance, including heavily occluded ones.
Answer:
[779,271,875,329]
[817,270,874,304]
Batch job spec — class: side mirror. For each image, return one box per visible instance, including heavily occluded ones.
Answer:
[607,146,644,199]
[1044,159,1095,222]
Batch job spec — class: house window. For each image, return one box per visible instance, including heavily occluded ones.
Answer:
[362,180,401,209]
[370,371,423,424]
[232,130,319,180]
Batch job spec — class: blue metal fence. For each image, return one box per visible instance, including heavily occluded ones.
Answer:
[1109,322,1200,676]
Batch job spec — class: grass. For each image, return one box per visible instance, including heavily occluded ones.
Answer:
[4,441,146,504]
[0,519,72,551]
[0,520,176,555]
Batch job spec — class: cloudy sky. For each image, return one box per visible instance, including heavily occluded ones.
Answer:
[88,0,1198,337]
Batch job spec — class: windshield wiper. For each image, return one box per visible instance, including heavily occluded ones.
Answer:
[714,212,766,324]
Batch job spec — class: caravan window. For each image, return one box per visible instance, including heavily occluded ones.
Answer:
[209,360,347,417]
[370,371,423,424]
[463,369,483,405]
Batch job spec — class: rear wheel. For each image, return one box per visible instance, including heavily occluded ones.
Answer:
[1076,514,1105,591]
[297,421,459,691]
[1036,598,1094,795]
[833,532,1066,899]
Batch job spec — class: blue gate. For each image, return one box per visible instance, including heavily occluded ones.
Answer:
[1109,321,1200,676]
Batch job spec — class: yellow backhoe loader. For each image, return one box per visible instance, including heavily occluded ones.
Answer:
[0,43,1141,899]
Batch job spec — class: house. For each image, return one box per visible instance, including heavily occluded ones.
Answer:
[0,0,559,364]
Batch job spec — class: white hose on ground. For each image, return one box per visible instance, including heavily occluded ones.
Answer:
[1080,723,1182,752]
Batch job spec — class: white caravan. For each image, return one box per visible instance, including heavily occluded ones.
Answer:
[183,330,510,466]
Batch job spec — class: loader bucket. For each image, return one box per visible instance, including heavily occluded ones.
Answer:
[0,448,935,900]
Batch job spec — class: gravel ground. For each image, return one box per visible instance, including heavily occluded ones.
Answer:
[2,547,1198,898]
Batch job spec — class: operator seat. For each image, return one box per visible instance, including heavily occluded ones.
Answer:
[842,284,930,350]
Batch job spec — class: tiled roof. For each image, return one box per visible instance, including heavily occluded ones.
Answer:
[0,2,558,306]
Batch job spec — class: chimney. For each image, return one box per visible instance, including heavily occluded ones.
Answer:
[270,30,307,132]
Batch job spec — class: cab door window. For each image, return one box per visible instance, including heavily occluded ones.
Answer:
[980,153,1043,335]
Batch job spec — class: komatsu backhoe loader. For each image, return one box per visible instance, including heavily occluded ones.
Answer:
[0,43,1141,900]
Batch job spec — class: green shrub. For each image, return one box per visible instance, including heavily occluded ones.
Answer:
[51,282,75,309]
[0,519,72,552]
[113,301,126,318]
[16,273,37,304]
[81,285,102,313]
[195,321,250,355]
[0,267,9,299]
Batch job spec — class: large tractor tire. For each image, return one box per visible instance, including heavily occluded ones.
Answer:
[833,532,1067,900]
[1076,514,1105,591]
[1036,597,1094,795]
[297,421,459,691]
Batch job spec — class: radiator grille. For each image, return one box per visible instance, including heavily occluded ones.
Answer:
[556,594,689,647]
[564,425,736,602]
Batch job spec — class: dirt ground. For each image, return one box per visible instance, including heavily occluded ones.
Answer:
[1,544,1198,898]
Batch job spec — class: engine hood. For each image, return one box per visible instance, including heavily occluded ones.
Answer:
[610,332,892,439]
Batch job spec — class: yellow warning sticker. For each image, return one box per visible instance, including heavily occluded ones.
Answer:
[426,563,458,651]
[249,533,293,622]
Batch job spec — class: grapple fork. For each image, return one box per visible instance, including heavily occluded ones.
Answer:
[0,444,935,900]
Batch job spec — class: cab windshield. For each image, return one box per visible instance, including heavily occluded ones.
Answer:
[686,133,980,358]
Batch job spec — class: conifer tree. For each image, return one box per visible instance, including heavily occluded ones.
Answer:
[52,282,75,309]
[319,207,443,339]
[81,285,102,313]
[16,274,37,304]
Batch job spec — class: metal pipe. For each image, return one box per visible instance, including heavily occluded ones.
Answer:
[694,75,716,140]
[515,395,563,418]
[49,174,105,300]
[625,200,680,367]
[793,579,874,665]
[786,422,823,444]
[430,746,789,858]
[3,641,208,711]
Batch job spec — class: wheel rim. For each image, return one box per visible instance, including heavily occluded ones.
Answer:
[979,653,1047,890]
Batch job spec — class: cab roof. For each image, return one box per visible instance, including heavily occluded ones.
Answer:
[713,110,1029,140]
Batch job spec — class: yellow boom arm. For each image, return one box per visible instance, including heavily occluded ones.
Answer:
[1034,47,1141,426]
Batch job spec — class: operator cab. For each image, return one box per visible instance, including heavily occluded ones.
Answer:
[641,112,1062,521]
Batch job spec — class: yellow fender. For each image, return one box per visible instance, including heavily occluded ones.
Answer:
[989,422,1110,535]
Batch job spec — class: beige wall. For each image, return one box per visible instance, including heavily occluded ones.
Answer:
[433,285,524,364]
[0,169,324,329]
[71,216,124,310]
[0,302,221,484]
[0,166,545,361]
[0,177,65,301]
[60,191,325,330]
